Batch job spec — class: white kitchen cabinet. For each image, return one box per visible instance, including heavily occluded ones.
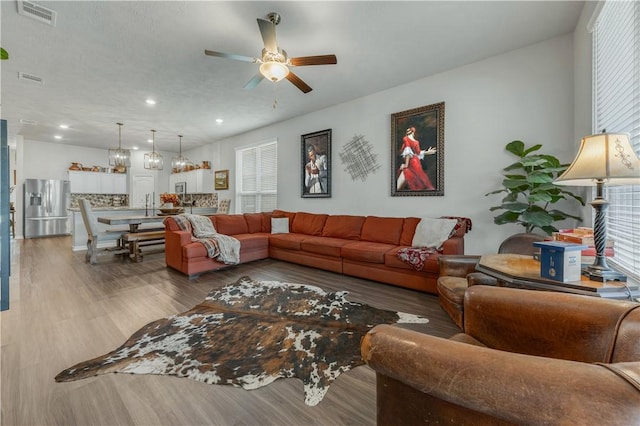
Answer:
[169,169,213,193]
[69,171,127,194]
[69,171,100,193]
[100,173,127,194]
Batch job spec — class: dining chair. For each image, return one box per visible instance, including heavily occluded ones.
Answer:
[217,199,231,214]
[78,198,126,264]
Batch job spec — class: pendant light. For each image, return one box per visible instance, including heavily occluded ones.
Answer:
[108,122,131,167]
[171,134,190,173]
[144,129,163,170]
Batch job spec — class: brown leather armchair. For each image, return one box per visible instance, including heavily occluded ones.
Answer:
[362,285,640,425]
[437,255,496,328]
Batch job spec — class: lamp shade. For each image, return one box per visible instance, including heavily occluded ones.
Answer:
[554,133,640,187]
[259,61,289,82]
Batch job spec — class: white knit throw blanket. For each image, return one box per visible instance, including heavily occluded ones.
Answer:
[182,214,240,265]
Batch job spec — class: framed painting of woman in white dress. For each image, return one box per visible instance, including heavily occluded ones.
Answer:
[301,129,331,198]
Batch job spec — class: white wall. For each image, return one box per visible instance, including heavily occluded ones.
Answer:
[214,34,580,255]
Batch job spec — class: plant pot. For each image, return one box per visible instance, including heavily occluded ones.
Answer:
[498,233,545,256]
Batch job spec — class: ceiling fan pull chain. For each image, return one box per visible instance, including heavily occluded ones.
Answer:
[273,83,278,109]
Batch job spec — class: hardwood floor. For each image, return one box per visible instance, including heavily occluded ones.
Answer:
[1,236,459,426]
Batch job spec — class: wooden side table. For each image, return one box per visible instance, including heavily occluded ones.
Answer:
[476,254,639,301]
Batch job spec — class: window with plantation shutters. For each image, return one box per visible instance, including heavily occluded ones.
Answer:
[236,140,277,213]
[592,1,640,281]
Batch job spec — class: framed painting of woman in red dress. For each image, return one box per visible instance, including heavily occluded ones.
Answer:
[391,102,445,196]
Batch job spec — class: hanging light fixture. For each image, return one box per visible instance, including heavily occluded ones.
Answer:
[144,129,163,170]
[171,134,190,173]
[108,122,131,167]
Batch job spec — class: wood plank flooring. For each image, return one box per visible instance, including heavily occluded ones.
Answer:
[1,236,459,426]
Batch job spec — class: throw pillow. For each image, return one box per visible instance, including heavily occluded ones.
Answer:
[411,218,458,249]
[271,217,289,234]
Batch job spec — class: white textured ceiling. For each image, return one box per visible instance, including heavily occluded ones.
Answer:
[0,1,584,153]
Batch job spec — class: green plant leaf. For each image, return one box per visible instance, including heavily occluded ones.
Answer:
[522,144,543,156]
[0,48,8,60]
[494,210,521,225]
[528,192,552,203]
[521,210,555,227]
[505,140,526,157]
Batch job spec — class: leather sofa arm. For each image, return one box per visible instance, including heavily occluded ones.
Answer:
[438,255,480,277]
[362,324,640,425]
[466,271,497,286]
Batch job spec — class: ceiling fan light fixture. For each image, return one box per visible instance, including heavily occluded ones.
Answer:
[260,61,289,82]
[109,122,131,167]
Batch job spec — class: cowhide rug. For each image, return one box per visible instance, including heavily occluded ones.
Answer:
[55,276,428,406]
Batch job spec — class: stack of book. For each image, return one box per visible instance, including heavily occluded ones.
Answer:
[552,228,614,264]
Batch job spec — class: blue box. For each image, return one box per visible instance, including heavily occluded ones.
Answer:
[533,241,588,282]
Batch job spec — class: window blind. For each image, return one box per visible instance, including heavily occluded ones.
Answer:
[236,140,277,213]
[593,0,640,280]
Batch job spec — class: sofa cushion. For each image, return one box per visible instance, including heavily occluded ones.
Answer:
[244,213,264,233]
[215,214,249,235]
[301,236,355,257]
[269,233,308,250]
[291,212,328,236]
[164,216,191,232]
[341,241,397,264]
[322,215,365,240]
[361,216,404,245]
[273,209,297,223]
[400,217,421,246]
[233,233,270,251]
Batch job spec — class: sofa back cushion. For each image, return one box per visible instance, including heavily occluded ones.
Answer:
[322,215,366,240]
[244,213,265,233]
[400,217,421,246]
[291,212,328,236]
[214,214,249,235]
[361,216,404,245]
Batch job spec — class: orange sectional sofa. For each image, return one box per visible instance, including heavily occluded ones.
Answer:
[164,210,469,294]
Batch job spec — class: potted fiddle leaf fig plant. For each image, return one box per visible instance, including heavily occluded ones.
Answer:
[1,48,8,60]
[486,140,585,236]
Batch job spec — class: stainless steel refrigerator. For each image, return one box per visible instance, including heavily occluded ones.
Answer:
[24,178,71,238]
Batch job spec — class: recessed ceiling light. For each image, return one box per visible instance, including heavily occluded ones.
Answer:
[216,118,223,124]
[54,135,62,139]
[59,124,69,129]
[146,99,156,105]
[132,146,139,150]
[147,138,153,143]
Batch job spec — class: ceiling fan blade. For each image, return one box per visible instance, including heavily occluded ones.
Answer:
[286,71,312,94]
[204,50,257,63]
[243,74,265,90]
[289,55,337,67]
[257,18,278,53]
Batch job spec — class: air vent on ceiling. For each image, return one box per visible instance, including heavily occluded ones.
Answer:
[19,119,38,125]
[17,1,57,26]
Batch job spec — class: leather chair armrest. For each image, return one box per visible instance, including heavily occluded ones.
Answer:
[466,271,497,286]
[463,286,639,362]
[361,324,640,425]
[438,255,481,278]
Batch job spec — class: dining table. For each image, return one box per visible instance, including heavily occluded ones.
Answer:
[96,215,166,233]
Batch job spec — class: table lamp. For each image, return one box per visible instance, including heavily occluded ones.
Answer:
[554,132,640,282]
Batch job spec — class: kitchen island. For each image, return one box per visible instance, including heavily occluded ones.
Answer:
[68,207,217,251]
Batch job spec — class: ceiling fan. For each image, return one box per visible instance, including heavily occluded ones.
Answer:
[204,12,337,94]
